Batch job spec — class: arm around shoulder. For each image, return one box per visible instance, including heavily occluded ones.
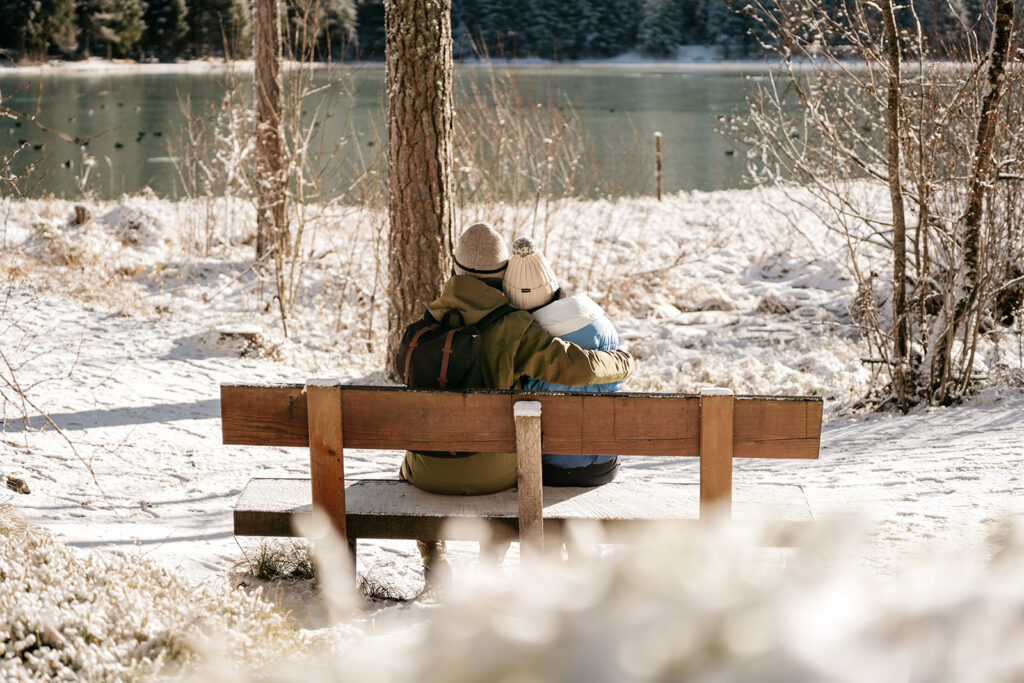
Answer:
[514,321,635,388]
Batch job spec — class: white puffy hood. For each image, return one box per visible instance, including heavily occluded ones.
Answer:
[531,293,606,337]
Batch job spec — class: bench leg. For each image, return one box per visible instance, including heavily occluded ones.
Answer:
[699,388,734,519]
[514,401,544,557]
[306,379,348,539]
[347,537,357,575]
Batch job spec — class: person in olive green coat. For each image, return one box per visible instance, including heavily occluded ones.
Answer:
[400,222,635,496]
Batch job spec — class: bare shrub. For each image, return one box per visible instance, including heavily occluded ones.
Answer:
[726,0,1024,409]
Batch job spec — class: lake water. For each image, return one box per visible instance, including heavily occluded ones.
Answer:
[0,63,758,200]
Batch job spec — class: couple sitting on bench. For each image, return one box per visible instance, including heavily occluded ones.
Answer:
[397,223,636,578]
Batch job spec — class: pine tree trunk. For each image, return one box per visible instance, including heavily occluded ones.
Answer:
[253,0,287,263]
[384,0,456,367]
[881,0,910,410]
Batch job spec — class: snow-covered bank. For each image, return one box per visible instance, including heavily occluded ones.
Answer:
[1,188,1023,678]
[0,505,308,680]
[0,50,751,76]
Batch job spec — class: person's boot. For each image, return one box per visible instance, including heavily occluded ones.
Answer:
[417,539,451,593]
[479,539,511,568]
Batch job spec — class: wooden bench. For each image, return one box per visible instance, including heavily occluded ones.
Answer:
[221,382,822,558]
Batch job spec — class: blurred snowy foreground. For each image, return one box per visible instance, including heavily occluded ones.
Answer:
[1,188,1023,680]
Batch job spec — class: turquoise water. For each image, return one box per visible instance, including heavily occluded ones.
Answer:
[0,63,757,200]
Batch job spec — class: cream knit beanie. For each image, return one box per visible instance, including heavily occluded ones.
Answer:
[504,237,559,310]
[454,222,509,280]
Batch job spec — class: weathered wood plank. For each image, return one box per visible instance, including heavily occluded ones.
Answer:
[220,384,821,460]
[734,397,822,459]
[306,380,346,539]
[221,384,307,447]
[699,388,734,518]
[233,478,814,545]
[514,401,544,554]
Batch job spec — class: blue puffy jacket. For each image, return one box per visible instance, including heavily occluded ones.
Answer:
[522,293,621,478]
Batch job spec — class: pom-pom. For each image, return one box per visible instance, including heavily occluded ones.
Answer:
[512,237,536,257]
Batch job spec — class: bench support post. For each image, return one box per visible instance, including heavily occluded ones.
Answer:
[699,387,734,519]
[306,379,348,542]
[514,400,544,556]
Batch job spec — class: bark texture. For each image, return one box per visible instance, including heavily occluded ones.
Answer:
[384,0,456,365]
[881,0,910,410]
[253,0,287,262]
[961,0,1015,286]
[935,0,1016,401]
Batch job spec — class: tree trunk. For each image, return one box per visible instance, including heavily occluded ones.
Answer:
[384,0,456,367]
[253,0,287,263]
[962,0,1015,288]
[935,0,1016,402]
[881,0,910,410]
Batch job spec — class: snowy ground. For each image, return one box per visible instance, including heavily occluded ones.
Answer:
[1,188,1023,677]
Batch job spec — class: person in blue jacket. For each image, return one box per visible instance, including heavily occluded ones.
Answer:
[504,236,622,487]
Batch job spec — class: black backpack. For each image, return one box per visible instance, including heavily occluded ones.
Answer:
[394,305,516,390]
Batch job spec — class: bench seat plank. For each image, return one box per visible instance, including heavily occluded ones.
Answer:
[234,478,814,544]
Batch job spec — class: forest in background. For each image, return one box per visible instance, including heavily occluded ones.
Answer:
[0,0,1019,64]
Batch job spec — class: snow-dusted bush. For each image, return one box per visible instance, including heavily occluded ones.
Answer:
[0,507,308,680]
[206,518,1024,683]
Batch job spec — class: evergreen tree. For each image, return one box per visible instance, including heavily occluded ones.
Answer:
[76,0,115,56]
[143,0,188,58]
[354,0,385,58]
[702,0,755,56]
[285,0,354,58]
[320,0,356,56]
[187,0,251,57]
[1,0,76,58]
[76,0,145,57]
[550,0,585,58]
[597,0,641,55]
[108,0,145,56]
[475,0,516,57]
[637,0,681,56]
[678,0,703,44]
[577,0,608,57]
[521,0,558,58]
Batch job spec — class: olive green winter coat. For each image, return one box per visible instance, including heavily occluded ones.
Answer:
[400,275,635,495]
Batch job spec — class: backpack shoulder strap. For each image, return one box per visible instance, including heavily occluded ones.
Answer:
[475,304,517,331]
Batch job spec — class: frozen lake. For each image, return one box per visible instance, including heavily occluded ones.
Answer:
[0,62,759,199]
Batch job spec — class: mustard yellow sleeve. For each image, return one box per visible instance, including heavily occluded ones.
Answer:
[513,320,635,387]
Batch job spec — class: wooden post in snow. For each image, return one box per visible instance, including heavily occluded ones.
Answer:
[655,131,663,201]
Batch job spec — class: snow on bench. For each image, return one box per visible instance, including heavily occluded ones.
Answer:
[221,383,822,557]
[234,478,815,546]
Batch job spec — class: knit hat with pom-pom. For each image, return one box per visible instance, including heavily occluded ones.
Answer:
[504,237,559,310]
[454,222,509,280]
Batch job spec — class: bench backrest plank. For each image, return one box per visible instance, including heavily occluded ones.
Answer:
[221,384,822,459]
